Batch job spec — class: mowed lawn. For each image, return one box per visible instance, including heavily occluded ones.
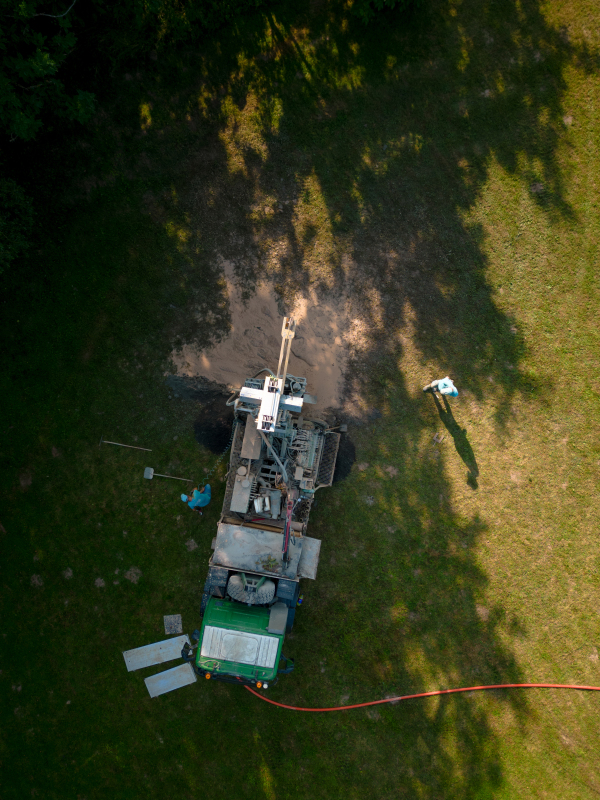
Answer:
[2,0,600,798]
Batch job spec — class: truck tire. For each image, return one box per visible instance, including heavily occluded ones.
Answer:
[227,574,276,605]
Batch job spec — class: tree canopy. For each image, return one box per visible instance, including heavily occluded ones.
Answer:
[1,0,416,142]
[0,0,270,142]
[0,0,419,274]
[0,0,94,140]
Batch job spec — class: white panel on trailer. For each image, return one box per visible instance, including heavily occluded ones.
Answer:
[267,602,288,635]
[297,536,321,580]
[230,476,253,513]
[144,662,197,698]
[201,625,279,669]
[239,386,262,404]
[222,632,258,663]
[241,420,262,460]
[279,396,303,412]
[123,635,190,672]
[212,523,303,579]
[257,635,279,667]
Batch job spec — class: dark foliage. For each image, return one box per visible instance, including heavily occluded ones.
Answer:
[353,0,421,24]
[0,0,269,143]
[0,178,34,273]
[0,0,95,141]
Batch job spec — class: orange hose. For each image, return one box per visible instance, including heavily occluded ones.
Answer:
[244,682,600,712]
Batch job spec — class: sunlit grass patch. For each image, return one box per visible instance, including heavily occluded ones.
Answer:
[219,92,270,175]
[140,101,153,130]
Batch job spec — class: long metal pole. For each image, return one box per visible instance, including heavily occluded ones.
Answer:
[100,436,152,452]
[153,473,193,482]
[280,324,295,389]
[275,321,288,381]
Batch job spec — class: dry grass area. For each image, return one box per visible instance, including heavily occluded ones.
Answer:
[2,0,600,798]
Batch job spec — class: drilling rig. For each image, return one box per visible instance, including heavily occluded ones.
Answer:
[184,317,341,687]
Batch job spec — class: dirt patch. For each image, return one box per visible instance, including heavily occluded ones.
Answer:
[170,259,368,411]
[30,575,43,587]
[20,472,32,489]
[124,566,142,584]
[62,568,73,579]
[95,578,105,588]
[185,539,198,551]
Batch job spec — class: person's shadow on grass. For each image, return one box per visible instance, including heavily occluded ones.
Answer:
[431,393,480,489]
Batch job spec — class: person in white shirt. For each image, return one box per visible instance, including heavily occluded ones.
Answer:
[423,376,458,397]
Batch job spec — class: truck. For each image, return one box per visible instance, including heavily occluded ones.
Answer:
[182,317,341,688]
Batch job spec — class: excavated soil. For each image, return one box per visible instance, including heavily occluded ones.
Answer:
[169,260,363,473]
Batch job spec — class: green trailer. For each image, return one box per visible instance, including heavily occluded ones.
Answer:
[193,597,288,687]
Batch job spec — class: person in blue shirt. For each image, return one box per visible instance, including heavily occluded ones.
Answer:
[181,484,211,515]
[423,376,458,397]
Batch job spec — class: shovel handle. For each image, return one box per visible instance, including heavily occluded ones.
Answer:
[153,473,193,482]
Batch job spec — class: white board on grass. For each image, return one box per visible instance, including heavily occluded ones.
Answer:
[123,635,190,672]
[145,662,197,698]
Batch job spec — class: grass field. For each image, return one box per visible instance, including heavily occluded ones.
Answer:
[2,0,600,797]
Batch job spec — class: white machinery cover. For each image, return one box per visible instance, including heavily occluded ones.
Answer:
[201,625,280,668]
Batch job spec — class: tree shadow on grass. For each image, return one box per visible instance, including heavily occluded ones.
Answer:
[429,392,480,488]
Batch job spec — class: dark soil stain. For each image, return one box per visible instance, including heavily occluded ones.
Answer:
[166,375,235,453]
[193,394,234,453]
